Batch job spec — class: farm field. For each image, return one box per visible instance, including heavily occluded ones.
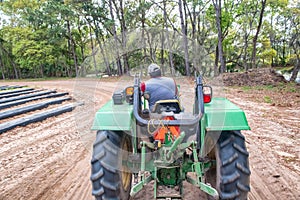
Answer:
[0,74,299,200]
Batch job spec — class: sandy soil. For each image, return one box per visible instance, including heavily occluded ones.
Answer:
[0,76,299,200]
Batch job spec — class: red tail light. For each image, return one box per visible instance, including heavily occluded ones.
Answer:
[203,85,212,103]
[204,94,211,103]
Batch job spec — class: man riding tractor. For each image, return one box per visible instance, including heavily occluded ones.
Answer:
[90,64,251,200]
[140,63,178,112]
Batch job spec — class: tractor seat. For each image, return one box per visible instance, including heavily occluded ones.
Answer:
[152,99,183,114]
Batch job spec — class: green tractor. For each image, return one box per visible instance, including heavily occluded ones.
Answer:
[90,75,250,199]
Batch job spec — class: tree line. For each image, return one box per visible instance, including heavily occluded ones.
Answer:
[0,0,299,80]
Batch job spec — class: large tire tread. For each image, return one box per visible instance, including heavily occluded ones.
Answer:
[206,130,250,200]
[91,130,131,200]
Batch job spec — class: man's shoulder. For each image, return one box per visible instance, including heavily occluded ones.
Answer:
[158,76,175,81]
[146,76,175,84]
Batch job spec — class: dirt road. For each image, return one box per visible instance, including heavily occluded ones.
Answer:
[0,78,299,200]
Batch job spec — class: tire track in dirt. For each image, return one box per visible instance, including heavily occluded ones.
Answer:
[37,149,93,200]
[0,112,85,199]
[0,114,73,158]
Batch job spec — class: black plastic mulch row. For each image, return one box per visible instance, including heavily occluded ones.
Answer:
[0,92,69,110]
[0,97,72,120]
[0,90,56,104]
[0,103,78,134]
[0,89,42,99]
[0,85,24,91]
[0,86,9,90]
[0,88,33,96]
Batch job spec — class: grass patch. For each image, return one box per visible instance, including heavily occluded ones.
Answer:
[263,85,275,90]
[241,86,252,91]
[239,85,275,91]
[274,82,299,93]
[263,96,272,103]
[234,82,299,93]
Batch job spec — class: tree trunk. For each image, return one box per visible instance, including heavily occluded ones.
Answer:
[160,32,165,75]
[0,56,5,79]
[10,57,19,79]
[113,0,129,74]
[251,0,267,69]
[140,0,147,75]
[40,64,44,78]
[96,36,111,76]
[290,62,300,82]
[67,19,78,77]
[88,17,111,76]
[290,53,300,82]
[243,26,249,71]
[123,54,130,74]
[179,0,190,76]
[187,0,197,72]
[213,0,226,74]
[89,27,99,77]
[109,0,122,75]
[119,0,129,75]
[1,46,18,79]
[243,2,257,71]
[190,3,198,71]
[77,17,86,76]
[214,45,219,76]
[80,46,86,76]
[163,0,175,75]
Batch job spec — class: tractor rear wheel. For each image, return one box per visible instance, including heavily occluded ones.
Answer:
[90,130,132,200]
[206,131,250,200]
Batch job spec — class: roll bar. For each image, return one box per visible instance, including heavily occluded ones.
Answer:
[195,76,205,115]
[133,75,205,126]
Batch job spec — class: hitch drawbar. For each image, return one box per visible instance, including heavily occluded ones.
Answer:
[130,132,219,199]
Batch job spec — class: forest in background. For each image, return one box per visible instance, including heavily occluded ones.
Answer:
[0,0,299,80]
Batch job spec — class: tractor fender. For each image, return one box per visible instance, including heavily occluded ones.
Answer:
[91,98,249,131]
[203,98,250,131]
[91,100,134,131]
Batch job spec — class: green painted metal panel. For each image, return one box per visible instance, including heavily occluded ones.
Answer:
[91,100,133,131]
[204,98,250,131]
[92,97,249,131]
